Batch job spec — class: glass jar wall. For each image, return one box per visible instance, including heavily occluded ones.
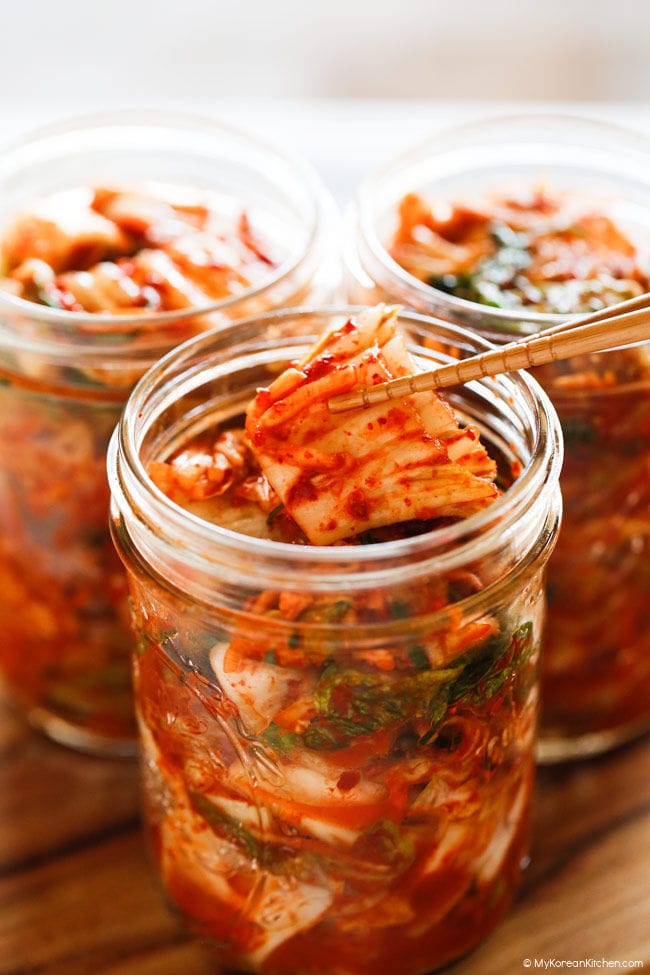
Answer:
[347,115,650,759]
[0,112,337,755]
[108,307,561,974]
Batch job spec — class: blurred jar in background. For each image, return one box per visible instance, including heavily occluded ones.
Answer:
[347,114,650,760]
[0,112,338,755]
[108,307,561,974]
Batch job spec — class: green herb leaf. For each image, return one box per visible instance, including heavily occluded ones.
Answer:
[303,663,460,750]
[408,645,430,670]
[259,722,301,755]
[389,599,410,620]
[188,791,275,865]
[447,621,534,706]
[321,599,352,623]
[293,621,535,752]
[266,503,285,526]
[353,818,415,871]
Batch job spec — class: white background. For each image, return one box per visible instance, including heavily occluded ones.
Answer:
[4,0,650,104]
[2,1,650,199]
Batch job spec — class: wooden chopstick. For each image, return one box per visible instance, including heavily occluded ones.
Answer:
[328,296,650,413]
[518,289,650,338]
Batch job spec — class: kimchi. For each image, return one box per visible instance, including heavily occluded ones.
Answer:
[389,187,650,315]
[389,187,650,753]
[123,306,556,973]
[0,184,283,750]
[0,185,282,314]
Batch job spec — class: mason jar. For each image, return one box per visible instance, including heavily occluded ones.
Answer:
[347,114,650,760]
[108,307,562,974]
[0,112,337,755]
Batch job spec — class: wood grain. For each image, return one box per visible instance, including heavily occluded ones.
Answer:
[0,697,648,974]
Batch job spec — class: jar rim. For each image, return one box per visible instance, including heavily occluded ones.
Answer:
[357,111,650,330]
[0,108,329,333]
[109,305,563,594]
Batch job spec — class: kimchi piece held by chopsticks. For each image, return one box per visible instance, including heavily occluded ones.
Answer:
[245,305,498,545]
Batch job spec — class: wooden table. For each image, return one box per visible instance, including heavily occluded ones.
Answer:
[1,697,649,975]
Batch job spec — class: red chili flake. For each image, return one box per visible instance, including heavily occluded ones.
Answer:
[346,488,369,521]
[288,476,318,505]
[386,406,410,426]
[337,770,361,791]
[303,353,335,381]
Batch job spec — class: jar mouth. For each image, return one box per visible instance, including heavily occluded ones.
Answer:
[0,108,329,333]
[109,306,563,593]
[357,112,650,332]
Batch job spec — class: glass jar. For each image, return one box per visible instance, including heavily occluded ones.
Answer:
[348,114,650,760]
[0,112,338,756]
[108,308,562,975]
